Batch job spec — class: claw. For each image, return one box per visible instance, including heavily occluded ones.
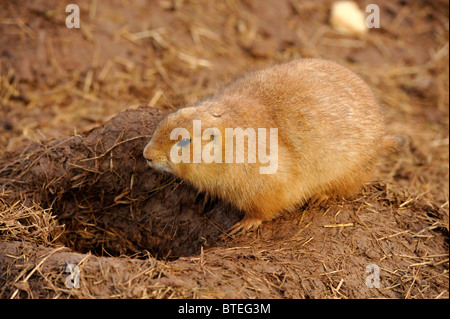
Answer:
[226,217,262,237]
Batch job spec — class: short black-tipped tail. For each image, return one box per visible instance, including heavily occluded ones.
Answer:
[381,134,407,154]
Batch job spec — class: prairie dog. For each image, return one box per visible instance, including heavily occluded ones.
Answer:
[143,59,404,234]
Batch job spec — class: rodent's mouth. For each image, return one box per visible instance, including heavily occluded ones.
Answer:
[148,161,173,174]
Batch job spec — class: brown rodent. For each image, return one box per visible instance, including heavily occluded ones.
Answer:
[143,59,405,235]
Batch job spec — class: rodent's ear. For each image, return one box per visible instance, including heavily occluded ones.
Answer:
[208,105,225,118]
[209,111,222,118]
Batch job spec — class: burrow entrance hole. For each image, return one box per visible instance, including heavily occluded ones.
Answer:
[49,176,241,260]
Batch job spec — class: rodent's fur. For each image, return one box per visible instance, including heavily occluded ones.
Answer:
[143,59,404,234]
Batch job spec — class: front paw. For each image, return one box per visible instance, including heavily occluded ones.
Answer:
[226,217,262,237]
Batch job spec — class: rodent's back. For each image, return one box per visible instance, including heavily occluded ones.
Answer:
[215,59,385,195]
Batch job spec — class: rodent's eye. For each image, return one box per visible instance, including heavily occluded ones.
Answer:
[177,138,191,147]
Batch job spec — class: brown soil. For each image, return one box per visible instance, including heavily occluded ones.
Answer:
[0,0,448,299]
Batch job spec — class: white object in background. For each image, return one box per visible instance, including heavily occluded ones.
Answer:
[330,1,368,35]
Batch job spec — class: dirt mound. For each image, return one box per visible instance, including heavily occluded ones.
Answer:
[1,106,241,259]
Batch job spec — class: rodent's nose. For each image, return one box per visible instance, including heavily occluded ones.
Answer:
[143,143,152,160]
